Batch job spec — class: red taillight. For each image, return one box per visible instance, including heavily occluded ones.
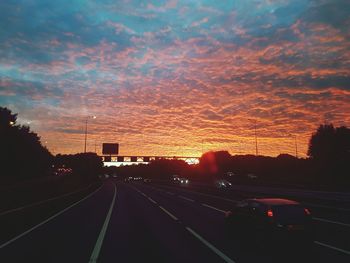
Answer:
[225,211,232,218]
[267,209,274,217]
[304,208,311,215]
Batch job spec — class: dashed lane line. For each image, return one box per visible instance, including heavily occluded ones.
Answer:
[202,203,227,214]
[179,195,195,202]
[186,227,236,263]
[314,241,350,255]
[313,217,350,228]
[148,197,157,204]
[159,206,178,221]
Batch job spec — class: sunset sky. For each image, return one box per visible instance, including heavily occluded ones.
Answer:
[1,0,349,157]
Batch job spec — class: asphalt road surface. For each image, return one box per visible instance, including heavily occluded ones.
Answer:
[1,179,349,263]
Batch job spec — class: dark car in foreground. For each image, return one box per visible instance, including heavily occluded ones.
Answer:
[225,198,313,249]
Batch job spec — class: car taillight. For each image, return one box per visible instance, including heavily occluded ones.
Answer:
[304,208,311,215]
[225,211,232,218]
[267,209,274,217]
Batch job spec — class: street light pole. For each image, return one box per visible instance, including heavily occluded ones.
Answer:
[84,118,88,153]
[84,116,96,153]
[289,133,298,158]
[254,120,258,156]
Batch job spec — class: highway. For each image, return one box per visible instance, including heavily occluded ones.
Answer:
[0,179,349,263]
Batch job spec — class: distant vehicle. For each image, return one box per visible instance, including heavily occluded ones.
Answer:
[179,178,189,185]
[133,177,143,181]
[124,176,133,182]
[215,179,232,189]
[143,178,152,183]
[172,175,180,183]
[53,166,72,176]
[247,173,257,179]
[226,171,235,177]
[225,198,312,247]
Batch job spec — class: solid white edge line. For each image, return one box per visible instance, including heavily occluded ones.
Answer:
[202,203,227,214]
[89,184,117,263]
[179,195,195,202]
[314,241,350,255]
[148,197,157,204]
[304,202,350,212]
[0,183,94,217]
[313,217,350,227]
[186,227,236,263]
[0,184,102,249]
[159,206,178,221]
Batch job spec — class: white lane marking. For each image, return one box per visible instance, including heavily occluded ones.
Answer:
[313,217,350,227]
[304,202,350,212]
[155,185,238,203]
[166,191,175,195]
[186,227,236,263]
[314,241,350,255]
[179,195,195,202]
[131,187,148,198]
[202,203,227,214]
[89,184,117,263]
[148,197,157,204]
[138,191,148,197]
[0,185,102,249]
[0,183,94,217]
[159,206,178,221]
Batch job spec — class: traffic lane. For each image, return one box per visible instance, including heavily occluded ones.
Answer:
[134,182,350,263]
[142,182,350,252]
[133,183,258,263]
[99,183,227,263]
[0,181,114,263]
[154,181,350,213]
[149,182,350,225]
[0,183,101,245]
[200,184,350,222]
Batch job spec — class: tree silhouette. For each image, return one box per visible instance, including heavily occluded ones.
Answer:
[308,124,350,161]
[308,124,350,184]
[0,107,52,179]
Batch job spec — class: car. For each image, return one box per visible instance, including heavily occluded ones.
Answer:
[172,175,180,182]
[179,178,189,184]
[143,178,152,183]
[226,171,235,177]
[124,176,133,182]
[225,198,313,248]
[215,179,232,189]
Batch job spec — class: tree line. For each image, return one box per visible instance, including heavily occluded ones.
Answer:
[0,107,102,183]
[1,106,349,188]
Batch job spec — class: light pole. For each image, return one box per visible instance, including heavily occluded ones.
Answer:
[289,134,298,158]
[254,120,258,156]
[249,119,258,156]
[294,135,298,158]
[84,116,96,153]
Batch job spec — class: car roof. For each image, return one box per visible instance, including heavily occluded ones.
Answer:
[247,198,300,206]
